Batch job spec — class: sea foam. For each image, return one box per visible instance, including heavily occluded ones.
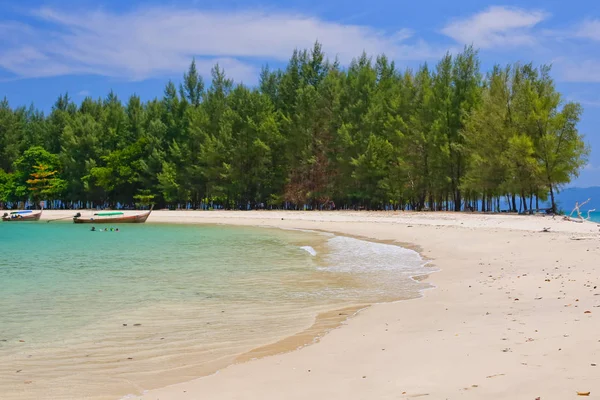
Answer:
[300,246,317,256]
[322,236,430,275]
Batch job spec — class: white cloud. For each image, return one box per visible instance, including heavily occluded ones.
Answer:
[77,90,90,97]
[0,7,438,81]
[559,60,600,83]
[441,6,548,49]
[575,19,600,41]
[577,99,600,108]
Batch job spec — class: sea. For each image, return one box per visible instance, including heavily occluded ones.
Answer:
[589,211,600,223]
[0,223,432,399]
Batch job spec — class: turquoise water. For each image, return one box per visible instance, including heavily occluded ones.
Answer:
[589,211,600,223]
[0,223,431,399]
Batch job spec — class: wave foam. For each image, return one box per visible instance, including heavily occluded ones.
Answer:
[321,236,430,275]
[300,246,317,256]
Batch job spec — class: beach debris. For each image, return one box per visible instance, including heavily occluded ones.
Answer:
[133,323,142,326]
[577,391,591,396]
[123,324,127,326]
[541,227,551,232]
[24,381,32,385]
[19,340,25,343]
[584,311,592,314]
[535,397,541,400]
[362,376,367,379]
[16,370,22,373]
[567,199,595,223]
[502,348,512,352]
[592,363,597,367]
[486,373,505,379]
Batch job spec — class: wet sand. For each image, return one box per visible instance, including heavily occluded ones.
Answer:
[7,210,600,399]
[144,210,600,400]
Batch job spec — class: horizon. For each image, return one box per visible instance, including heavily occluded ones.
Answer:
[1,0,598,187]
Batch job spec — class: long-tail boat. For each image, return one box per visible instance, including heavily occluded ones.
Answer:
[2,209,43,222]
[73,207,153,224]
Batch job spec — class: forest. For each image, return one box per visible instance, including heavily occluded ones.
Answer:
[0,43,590,212]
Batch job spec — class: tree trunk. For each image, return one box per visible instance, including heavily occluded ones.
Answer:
[454,189,462,212]
[529,195,533,212]
[511,194,517,212]
[549,184,556,214]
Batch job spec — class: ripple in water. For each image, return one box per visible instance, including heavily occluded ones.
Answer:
[0,223,433,399]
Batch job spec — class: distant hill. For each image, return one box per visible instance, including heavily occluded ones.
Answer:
[555,187,600,212]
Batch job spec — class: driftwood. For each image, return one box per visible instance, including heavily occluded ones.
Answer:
[564,199,595,223]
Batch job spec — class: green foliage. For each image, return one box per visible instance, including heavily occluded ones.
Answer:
[463,63,590,212]
[133,189,155,208]
[9,146,65,202]
[26,164,67,201]
[0,45,590,210]
[0,169,13,203]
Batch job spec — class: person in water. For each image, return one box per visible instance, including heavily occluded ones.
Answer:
[91,226,96,231]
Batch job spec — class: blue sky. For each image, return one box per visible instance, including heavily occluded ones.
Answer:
[0,0,598,187]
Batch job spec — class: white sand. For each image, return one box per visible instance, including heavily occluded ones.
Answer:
[14,210,600,399]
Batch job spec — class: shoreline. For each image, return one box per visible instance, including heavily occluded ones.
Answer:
[140,211,600,400]
[234,304,370,365]
[3,214,433,400]
[5,211,600,399]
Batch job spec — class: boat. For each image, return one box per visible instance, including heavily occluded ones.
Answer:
[73,207,152,224]
[2,209,43,222]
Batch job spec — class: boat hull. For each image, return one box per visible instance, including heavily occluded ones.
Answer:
[2,211,42,222]
[73,210,152,224]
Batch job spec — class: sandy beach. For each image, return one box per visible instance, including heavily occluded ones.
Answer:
[8,210,600,399]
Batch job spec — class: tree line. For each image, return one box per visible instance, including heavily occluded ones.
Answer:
[0,43,590,212]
